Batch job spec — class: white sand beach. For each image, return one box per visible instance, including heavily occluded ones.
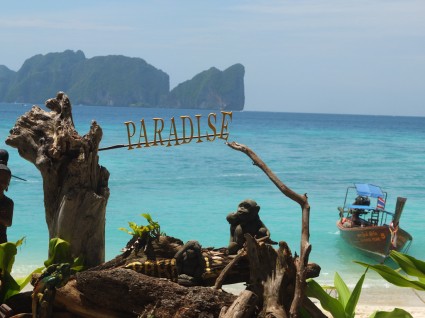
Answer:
[355,286,425,317]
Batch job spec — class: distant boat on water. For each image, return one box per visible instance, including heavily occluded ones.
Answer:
[336,183,412,262]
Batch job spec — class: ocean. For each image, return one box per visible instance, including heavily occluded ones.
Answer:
[1,102,424,288]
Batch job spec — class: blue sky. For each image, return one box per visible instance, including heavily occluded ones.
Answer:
[1,0,424,116]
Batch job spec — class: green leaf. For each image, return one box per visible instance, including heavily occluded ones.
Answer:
[345,270,366,317]
[368,308,413,318]
[70,255,85,272]
[334,272,351,307]
[0,242,18,273]
[1,271,21,301]
[306,279,347,318]
[118,227,133,235]
[120,213,162,238]
[0,238,30,302]
[128,222,138,232]
[14,236,26,248]
[141,213,153,223]
[389,251,425,278]
[44,238,73,267]
[356,261,425,291]
[15,266,44,291]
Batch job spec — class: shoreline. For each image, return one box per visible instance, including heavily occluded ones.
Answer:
[355,285,425,317]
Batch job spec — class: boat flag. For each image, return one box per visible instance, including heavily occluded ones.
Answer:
[377,197,386,210]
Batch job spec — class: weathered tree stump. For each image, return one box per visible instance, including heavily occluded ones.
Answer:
[6,92,110,267]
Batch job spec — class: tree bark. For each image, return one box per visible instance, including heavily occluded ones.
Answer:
[219,290,258,318]
[55,279,133,318]
[6,92,110,267]
[76,268,236,318]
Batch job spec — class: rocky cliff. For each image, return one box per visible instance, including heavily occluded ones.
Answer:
[165,64,245,111]
[0,50,244,110]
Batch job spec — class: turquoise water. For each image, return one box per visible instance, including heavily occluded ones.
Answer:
[1,103,424,287]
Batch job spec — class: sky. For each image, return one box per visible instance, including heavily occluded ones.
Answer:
[1,0,424,116]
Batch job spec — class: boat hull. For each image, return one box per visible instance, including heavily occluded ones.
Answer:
[336,220,412,261]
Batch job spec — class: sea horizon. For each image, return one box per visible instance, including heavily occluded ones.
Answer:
[9,100,425,118]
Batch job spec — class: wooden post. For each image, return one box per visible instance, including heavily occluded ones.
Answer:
[393,197,407,225]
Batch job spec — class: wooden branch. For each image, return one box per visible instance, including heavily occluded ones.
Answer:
[214,249,246,290]
[226,142,307,206]
[301,297,328,318]
[245,235,266,298]
[227,142,313,318]
[290,205,311,317]
[219,290,258,318]
[262,242,293,318]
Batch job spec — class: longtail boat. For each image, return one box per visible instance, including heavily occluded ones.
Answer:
[336,183,412,262]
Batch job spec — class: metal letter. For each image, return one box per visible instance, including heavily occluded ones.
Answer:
[124,121,136,150]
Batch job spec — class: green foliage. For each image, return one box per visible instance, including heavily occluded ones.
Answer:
[356,250,425,291]
[44,238,85,272]
[368,308,413,318]
[0,238,32,302]
[0,237,84,303]
[306,271,366,318]
[119,213,161,238]
[306,268,413,318]
[307,252,425,317]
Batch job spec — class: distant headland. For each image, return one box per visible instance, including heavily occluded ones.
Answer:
[0,50,245,110]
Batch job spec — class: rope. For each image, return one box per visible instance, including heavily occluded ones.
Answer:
[389,221,399,248]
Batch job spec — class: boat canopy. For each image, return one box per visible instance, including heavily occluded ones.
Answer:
[355,183,384,198]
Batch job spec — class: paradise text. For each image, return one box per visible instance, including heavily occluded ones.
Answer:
[124,111,232,150]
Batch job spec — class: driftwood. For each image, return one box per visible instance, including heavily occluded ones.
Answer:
[88,235,320,287]
[75,268,236,317]
[41,232,319,317]
[225,142,316,318]
[6,92,110,267]
[55,279,139,318]
[219,290,258,318]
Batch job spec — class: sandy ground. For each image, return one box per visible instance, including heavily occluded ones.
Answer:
[354,285,425,317]
[223,283,425,317]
